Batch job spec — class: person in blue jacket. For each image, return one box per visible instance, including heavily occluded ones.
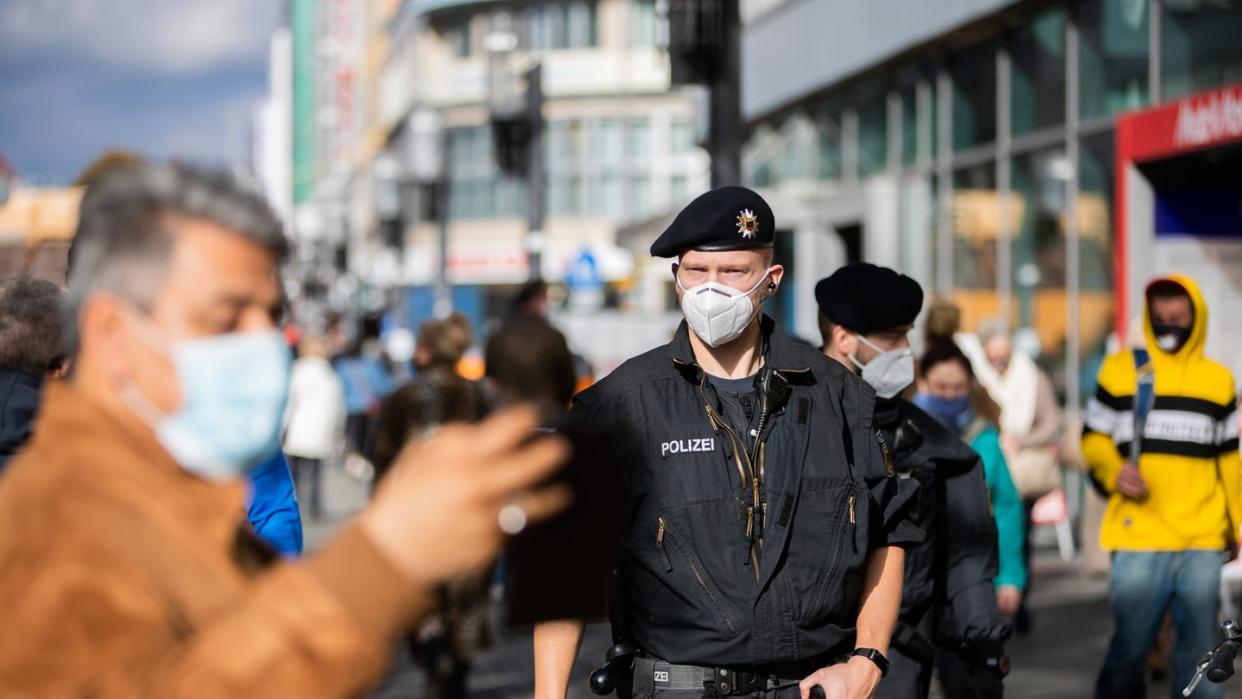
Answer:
[246,450,303,556]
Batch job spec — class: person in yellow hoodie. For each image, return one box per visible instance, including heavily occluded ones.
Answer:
[1084,274,1241,699]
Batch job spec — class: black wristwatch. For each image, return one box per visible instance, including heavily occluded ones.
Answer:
[850,647,890,677]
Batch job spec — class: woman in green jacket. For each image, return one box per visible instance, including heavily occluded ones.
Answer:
[914,341,1029,615]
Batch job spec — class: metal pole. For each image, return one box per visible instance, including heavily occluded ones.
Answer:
[709,0,742,187]
[1066,9,1082,419]
[997,44,1013,327]
[434,140,453,318]
[526,64,545,281]
[936,64,953,296]
[1149,0,1162,105]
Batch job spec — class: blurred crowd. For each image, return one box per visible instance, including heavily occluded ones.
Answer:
[0,157,1237,699]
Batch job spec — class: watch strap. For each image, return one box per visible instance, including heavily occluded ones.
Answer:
[850,647,890,677]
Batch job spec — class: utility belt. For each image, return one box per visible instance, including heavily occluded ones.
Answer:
[632,654,838,696]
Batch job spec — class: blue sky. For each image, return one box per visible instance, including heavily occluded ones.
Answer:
[0,0,282,185]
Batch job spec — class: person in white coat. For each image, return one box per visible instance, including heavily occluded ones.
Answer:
[283,336,346,518]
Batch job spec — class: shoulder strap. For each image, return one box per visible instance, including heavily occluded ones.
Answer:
[1132,349,1155,458]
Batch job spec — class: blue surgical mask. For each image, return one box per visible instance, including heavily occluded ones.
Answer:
[123,319,292,481]
[913,392,974,435]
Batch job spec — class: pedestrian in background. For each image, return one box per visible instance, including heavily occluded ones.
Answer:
[915,343,1028,618]
[371,313,486,479]
[1085,275,1239,699]
[0,276,67,472]
[335,335,394,466]
[284,335,345,520]
[370,312,490,699]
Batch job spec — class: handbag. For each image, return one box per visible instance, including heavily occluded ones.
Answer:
[1005,446,1062,500]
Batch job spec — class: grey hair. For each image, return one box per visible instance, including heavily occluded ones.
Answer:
[65,163,289,354]
[0,277,67,376]
[978,318,1011,344]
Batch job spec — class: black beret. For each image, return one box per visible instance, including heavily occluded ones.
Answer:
[815,263,924,334]
[650,186,775,258]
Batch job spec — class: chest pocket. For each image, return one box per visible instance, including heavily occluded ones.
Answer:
[654,431,739,503]
[784,478,866,626]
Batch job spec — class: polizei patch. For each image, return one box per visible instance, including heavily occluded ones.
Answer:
[661,437,716,457]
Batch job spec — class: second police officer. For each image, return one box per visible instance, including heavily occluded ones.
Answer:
[533,188,922,699]
[816,264,1012,699]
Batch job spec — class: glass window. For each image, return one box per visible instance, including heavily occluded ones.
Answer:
[1077,132,1116,400]
[630,0,657,47]
[544,4,567,49]
[548,176,569,216]
[901,86,918,167]
[951,41,997,151]
[816,109,843,182]
[566,119,584,165]
[1012,149,1069,364]
[625,119,650,162]
[599,172,623,217]
[545,121,568,166]
[1011,8,1066,135]
[858,90,888,176]
[671,119,694,155]
[567,1,597,48]
[446,21,471,58]
[497,177,527,217]
[529,3,570,51]
[590,118,623,164]
[671,174,690,208]
[951,163,1000,293]
[1079,0,1149,120]
[1161,1,1242,100]
[627,174,651,217]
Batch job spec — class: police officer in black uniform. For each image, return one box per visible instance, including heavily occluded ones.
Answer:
[533,188,922,699]
[816,264,1011,699]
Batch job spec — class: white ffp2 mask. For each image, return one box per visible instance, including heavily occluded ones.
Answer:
[849,334,915,399]
[677,270,771,348]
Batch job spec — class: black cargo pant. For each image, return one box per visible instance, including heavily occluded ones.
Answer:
[632,658,804,699]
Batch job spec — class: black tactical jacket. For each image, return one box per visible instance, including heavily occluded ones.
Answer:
[562,318,922,667]
[875,398,1010,654]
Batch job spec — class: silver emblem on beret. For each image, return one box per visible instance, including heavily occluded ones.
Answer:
[737,209,758,239]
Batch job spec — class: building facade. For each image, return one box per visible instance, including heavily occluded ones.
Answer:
[743,0,1242,412]
[358,0,709,339]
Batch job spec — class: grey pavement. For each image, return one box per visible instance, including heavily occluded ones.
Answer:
[302,468,1242,698]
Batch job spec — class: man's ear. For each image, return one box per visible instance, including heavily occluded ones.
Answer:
[767,264,785,294]
[831,323,855,358]
[76,294,130,386]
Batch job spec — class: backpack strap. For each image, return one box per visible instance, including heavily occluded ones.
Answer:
[1132,349,1155,460]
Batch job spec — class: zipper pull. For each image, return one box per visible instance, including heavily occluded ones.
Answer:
[848,495,856,525]
[876,430,894,476]
[745,506,755,539]
[656,516,672,572]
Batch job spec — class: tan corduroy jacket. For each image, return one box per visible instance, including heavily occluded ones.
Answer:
[0,381,419,697]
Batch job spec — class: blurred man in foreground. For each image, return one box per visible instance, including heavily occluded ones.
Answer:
[1085,275,1239,699]
[0,164,569,696]
[0,276,67,471]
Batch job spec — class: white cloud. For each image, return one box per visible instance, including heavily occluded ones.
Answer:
[0,0,281,75]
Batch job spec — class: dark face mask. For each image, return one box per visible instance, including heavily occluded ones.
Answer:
[1151,323,1191,353]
